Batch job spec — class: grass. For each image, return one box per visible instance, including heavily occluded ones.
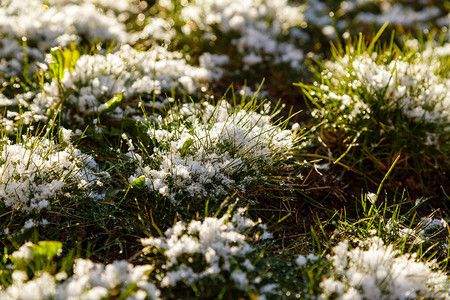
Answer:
[296,30,450,203]
[0,0,449,299]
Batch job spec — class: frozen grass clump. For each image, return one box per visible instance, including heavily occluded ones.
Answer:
[297,37,449,181]
[58,45,211,111]
[319,42,450,128]
[305,0,448,35]
[15,45,216,124]
[54,259,159,300]
[1,212,277,299]
[146,0,306,77]
[1,242,160,300]
[0,0,139,47]
[141,208,277,297]
[355,1,445,28]
[319,236,450,300]
[307,191,450,299]
[0,131,106,213]
[129,99,298,203]
[0,0,141,80]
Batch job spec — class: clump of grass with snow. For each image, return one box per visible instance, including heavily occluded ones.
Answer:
[0,128,106,213]
[0,0,142,80]
[332,186,450,257]
[297,34,449,182]
[319,236,450,299]
[0,0,140,47]
[0,209,279,299]
[129,98,300,204]
[3,44,218,127]
[291,190,450,299]
[145,0,307,80]
[305,0,449,36]
[140,207,278,298]
[0,241,160,300]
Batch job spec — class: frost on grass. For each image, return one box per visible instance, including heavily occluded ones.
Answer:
[0,132,106,213]
[2,242,160,300]
[355,1,444,27]
[304,40,450,148]
[0,0,141,78]
[319,42,449,125]
[305,0,447,36]
[56,45,211,114]
[320,237,450,300]
[141,208,277,296]
[149,0,306,74]
[55,259,160,300]
[129,100,297,203]
[0,0,139,46]
[2,211,276,299]
[4,45,216,125]
[326,47,449,126]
